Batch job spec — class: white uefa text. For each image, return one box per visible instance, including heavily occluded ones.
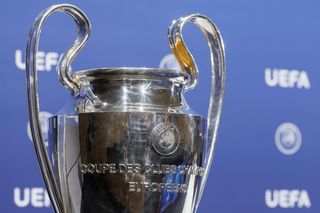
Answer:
[265,189,311,208]
[15,49,61,72]
[13,187,50,208]
[265,68,310,89]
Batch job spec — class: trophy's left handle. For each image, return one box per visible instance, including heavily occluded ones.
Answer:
[26,4,91,213]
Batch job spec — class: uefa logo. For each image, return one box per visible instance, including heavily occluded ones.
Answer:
[151,123,180,156]
[27,111,53,147]
[159,54,181,71]
[275,122,302,155]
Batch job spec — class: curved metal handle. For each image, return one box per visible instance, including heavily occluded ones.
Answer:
[26,4,91,213]
[168,14,226,210]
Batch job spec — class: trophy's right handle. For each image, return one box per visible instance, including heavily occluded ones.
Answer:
[168,14,226,210]
[26,4,91,213]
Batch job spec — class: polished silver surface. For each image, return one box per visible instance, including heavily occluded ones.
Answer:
[48,112,205,212]
[74,67,190,113]
[26,4,225,213]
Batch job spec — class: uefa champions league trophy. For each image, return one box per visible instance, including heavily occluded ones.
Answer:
[26,4,225,213]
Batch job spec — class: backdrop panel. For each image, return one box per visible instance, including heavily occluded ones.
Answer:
[0,0,319,212]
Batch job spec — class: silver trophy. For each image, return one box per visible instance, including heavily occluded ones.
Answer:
[26,4,225,213]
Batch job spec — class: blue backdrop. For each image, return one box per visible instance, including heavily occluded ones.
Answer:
[1,0,319,212]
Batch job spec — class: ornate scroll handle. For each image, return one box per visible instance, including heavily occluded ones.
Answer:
[26,4,91,213]
[168,14,226,209]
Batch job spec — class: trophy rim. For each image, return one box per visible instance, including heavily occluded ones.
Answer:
[73,67,189,84]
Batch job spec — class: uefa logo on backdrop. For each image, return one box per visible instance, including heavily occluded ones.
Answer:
[27,111,53,147]
[275,122,302,155]
[159,54,181,71]
[265,68,311,89]
[14,187,50,208]
[15,49,61,72]
[265,189,311,208]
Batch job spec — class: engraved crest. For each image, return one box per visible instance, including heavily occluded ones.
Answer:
[151,123,180,156]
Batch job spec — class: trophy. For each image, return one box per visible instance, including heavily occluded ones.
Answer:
[26,4,225,213]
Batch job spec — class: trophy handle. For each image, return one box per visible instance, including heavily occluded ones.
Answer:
[26,4,91,213]
[168,14,226,209]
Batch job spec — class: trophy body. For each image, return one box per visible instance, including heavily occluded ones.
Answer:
[79,112,204,213]
[48,74,207,212]
[26,4,225,213]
